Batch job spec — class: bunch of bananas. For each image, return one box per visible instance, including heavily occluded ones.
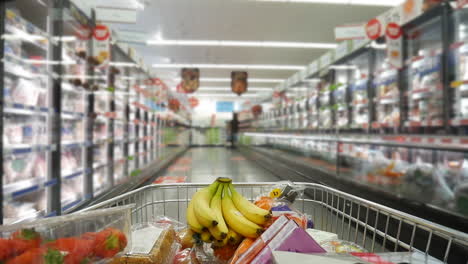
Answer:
[187,178,272,247]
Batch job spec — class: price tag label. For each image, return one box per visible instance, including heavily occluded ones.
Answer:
[270,188,282,198]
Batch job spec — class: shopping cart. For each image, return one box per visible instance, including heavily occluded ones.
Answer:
[82,182,468,263]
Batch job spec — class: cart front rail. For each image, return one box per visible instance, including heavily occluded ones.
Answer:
[82,182,468,263]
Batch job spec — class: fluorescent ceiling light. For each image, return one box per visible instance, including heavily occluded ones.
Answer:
[153,64,305,70]
[198,87,273,91]
[146,39,336,49]
[253,0,404,6]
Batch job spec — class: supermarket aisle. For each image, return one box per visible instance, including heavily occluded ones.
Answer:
[154,147,280,183]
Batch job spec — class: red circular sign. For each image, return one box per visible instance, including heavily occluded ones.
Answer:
[386,23,403,40]
[366,18,382,40]
[93,24,110,41]
[76,26,91,40]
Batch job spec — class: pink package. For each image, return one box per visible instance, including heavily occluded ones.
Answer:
[233,215,290,264]
[251,220,326,264]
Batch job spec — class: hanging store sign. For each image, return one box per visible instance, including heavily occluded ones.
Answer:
[95,7,138,24]
[92,24,111,66]
[181,68,200,93]
[385,22,404,69]
[365,18,382,40]
[231,71,248,96]
[334,23,366,41]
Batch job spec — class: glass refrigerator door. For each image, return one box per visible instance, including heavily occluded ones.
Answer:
[372,45,400,129]
[92,88,111,195]
[406,15,444,128]
[333,70,350,129]
[308,84,319,129]
[3,4,50,223]
[60,7,90,211]
[452,8,468,126]
[347,52,371,129]
[318,76,332,129]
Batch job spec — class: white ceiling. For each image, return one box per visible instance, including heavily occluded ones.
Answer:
[96,0,393,98]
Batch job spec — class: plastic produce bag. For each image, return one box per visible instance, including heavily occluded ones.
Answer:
[320,239,366,253]
[253,182,308,228]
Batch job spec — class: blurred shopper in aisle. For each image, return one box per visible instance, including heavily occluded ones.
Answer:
[230,113,239,148]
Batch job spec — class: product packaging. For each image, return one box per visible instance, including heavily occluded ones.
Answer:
[0,205,132,263]
[272,251,444,264]
[113,222,179,264]
[230,215,290,264]
[250,220,326,264]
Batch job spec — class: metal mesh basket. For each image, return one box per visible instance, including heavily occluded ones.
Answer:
[82,182,468,263]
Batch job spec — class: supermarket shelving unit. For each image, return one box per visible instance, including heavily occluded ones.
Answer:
[0,1,189,224]
[240,2,468,230]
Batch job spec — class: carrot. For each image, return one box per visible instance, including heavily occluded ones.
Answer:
[229,238,255,264]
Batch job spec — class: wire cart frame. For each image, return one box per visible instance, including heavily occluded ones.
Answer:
[83,182,468,263]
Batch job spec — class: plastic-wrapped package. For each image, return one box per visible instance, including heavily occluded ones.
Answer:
[0,205,132,263]
[320,239,366,253]
[113,223,178,264]
[402,158,435,203]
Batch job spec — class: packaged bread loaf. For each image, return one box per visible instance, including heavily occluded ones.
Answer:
[112,223,178,264]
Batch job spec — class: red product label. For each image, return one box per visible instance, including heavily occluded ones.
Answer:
[93,24,110,41]
[76,25,91,40]
[366,18,382,40]
[386,23,403,40]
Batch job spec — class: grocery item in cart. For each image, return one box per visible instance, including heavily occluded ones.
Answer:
[186,178,271,241]
[249,219,326,264]
[0,205,132,263]
[320,239,365,253]
[272,251,444,264]
[113,223,178,264]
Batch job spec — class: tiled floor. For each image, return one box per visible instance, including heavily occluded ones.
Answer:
[157,147,280,183]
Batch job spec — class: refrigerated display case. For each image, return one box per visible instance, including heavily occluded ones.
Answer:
[318,73,333,129]
[451,7,468,127]
[332,70,350,129]
[372,43,400,129]
[307,83,319,129]
[3,4,51,223]
[345,50,371,129]
[406,12,444,129]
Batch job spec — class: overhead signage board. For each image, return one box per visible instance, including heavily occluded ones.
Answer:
[95,7,138,24]
[216,101,234,113]
[334,23,366,41]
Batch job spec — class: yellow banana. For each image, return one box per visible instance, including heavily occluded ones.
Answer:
[201,231,214,243]
[193,181,220,228]
[227,228,243,246]
[187,198,206,233]
[208,183,229,240]
[212,236,229,248]
[222,187,263,238]
[228,183,271,225]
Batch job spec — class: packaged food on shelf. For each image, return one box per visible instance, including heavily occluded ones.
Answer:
[408,52,443,125]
